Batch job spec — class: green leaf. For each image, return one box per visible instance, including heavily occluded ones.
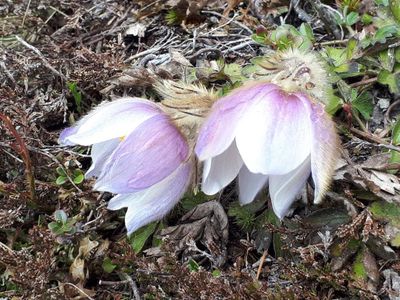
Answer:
[251,32,269,45]
[212,269,221,277]
[353,248,367,280]
[346,11,359,26]
[390,150,400,167]
[48,222,64,235]
[60,222,75,234]
[375,0,389,6]
[378,69,400,93]
[128,222,158,253]
[326,95,344,115]
[395,48,400,63]
[389,118,400,169]
[352,91,374,119]
[102,257,117,273]
[73,174,84,184]
[72,169,84,184]
[374,25,399,44]
[67,82,82,113]
[55,210,68,223]
[56,166,67,176]
[56,176,67,185]
[392,118,400,145]
[379,49,395,71]
[223,63,244,83]
[346,39,358,60]
[325,47,347,67]
[187,259,199,272]
[181,192,208,212]
[361,13,373,24]
[299,23,315,41]
[390,0,400,22]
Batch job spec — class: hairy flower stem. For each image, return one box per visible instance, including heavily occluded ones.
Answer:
[0,113,37,207]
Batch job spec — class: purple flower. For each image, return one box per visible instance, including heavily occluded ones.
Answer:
[60,97,192,234]
[195,82,339,218]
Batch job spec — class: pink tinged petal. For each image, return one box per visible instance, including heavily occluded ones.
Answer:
[308,101,340,204]
[269,156,311,219]
[235,90,312,175]
[238,166,269,205]
[94,114,188,194]
[85,138,120,178]
[61,97,162,146]
[201,141,243,195]
[195,83,278,161]
[59,127,78,146]
[108,162,192,234]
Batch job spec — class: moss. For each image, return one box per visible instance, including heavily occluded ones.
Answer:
[352,250,367,280]
[370,201,400,226]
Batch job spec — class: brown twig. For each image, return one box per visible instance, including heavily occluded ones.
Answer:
[349,77,377,88]
[350,127,400,152]
[0,113,37,207]
[256,250,268,280]
[363,163,400,172]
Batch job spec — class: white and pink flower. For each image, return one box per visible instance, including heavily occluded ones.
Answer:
[60,98,192,234]
[195,82,339,218]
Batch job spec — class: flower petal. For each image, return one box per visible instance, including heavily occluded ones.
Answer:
[195,83,278,161]
[269,156,311,219]
[235,90,312,175]
[108,162,192,234]
[308,101,340,203]
[95,114,188,193]
[85,138,120,178]
[201,141,243,195]
[59,127,78,146]
[238,166,269,205]
[60,97,162,146]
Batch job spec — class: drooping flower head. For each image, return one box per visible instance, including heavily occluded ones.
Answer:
[60,97,192,234]
[195,50,340,218]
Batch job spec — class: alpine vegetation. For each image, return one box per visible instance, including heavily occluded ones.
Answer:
[60,98,192,234]
[195,50,340,219]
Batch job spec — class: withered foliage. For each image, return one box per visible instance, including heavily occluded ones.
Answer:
[1,0,400,299]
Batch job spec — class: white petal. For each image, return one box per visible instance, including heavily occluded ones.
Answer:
[195,83,278,161]
[235,90,312,175]
[107,193,133,211]
[85,138,120,178]
[201,141,243,195]
[238,166,269,205]
[107,162,192,234]
[269,156,311,219]
[62,97,162,146]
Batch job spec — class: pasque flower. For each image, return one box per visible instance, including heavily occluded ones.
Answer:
[60,97,192,234]
[195,51,340,218]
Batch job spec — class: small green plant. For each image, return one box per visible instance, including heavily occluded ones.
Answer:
[128,222,158,253]
[56,166,84,186]
[67,82,82,113]
[102,257,117,273]
[228,202,257,232]
[166,10,178,25]
[187,259,200,272]
[48,210,76,235]
[252,23,314,51]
